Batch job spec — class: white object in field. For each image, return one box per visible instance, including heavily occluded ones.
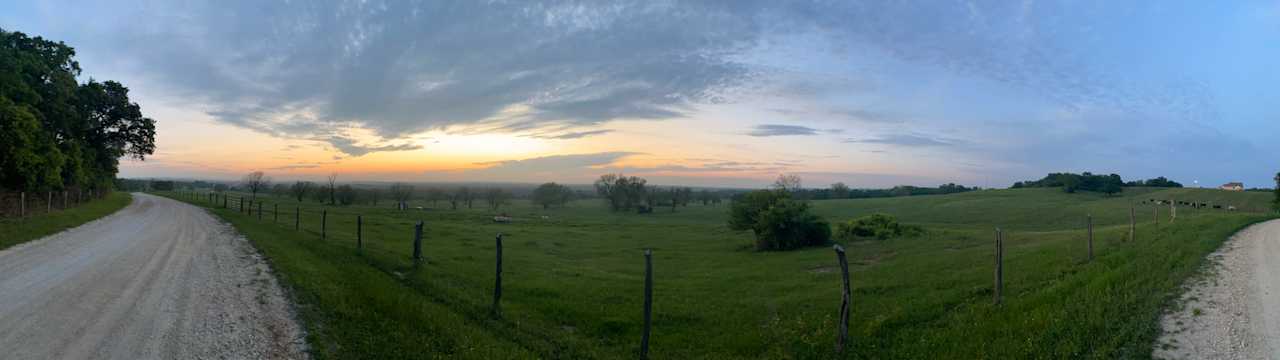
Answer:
[494,216,512,223]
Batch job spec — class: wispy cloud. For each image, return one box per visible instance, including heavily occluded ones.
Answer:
[325,136,423,157]
[748,124,822,137]
[843,133,961,147]
[525,129,614,140]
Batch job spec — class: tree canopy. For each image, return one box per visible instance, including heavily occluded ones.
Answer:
[0,29,156,192]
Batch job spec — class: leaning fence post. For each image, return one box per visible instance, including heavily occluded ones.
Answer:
[492,233,504,318]
[994,228,1003,305]
[322,210,327,240]
[834,244,851,353]
[1087,215,1094,261]
[413,221,424,264]
[356,215,363,252]
[641,249,654,359]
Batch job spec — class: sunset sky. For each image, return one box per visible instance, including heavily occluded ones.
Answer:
[5,1,1280,188]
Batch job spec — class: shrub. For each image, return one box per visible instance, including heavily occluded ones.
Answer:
[728,190,831,251]
[835,213,921,241]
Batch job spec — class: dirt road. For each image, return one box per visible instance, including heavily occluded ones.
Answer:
[0,193,307,359]
[1155,219,1280,359]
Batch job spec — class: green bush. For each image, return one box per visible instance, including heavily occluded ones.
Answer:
[728,190,831,251]
[835,213,921,241]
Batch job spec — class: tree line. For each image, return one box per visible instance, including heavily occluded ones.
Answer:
[1011,172,1182,194]
[593,174,725,213]
[1,29,157,193]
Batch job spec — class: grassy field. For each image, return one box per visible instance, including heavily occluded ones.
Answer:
[0,192,132,251]
[158,187,1274,359]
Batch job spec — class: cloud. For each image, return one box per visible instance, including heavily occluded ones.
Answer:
[843,133,961,147]
[325,136,423,157]
[748,124,822,137]
[526,129,614,140]
[75,1,806,143]
[460,152,640,177]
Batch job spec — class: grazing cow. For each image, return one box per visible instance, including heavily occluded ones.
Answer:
[1228,206,1238,211]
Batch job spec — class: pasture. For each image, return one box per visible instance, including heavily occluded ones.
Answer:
[159,187,1273,359]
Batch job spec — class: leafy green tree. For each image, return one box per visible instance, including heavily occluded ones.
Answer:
[532,182,573,209]
[0,29,155,193]
[728,189,831,251]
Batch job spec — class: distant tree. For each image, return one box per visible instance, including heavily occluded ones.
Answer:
[484,188,511,211]
[532,182,573,209]
[335,184,357,205]
[326,173,338,205]
[368,188,379,206]
[289,181,314,202]
[389,182,414,210]
[697,189,716,205]
[594,174,649,212]
[728,189,830,251]
[830,182,850,199]
[458,186,474,209]
[271,183,289,197]
[151,180,175,191]
[1273,172,1280,213]
[213,183,228,193]
[426,187,445,208]
[772,174,802,194]
[241,171,271,201]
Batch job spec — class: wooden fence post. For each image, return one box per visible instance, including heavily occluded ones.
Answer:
[1087,215,1094,261]
[20,192,25,218]
[223,194,227,208]
[492,233,503,318]
[641,249,654,360]
[1129,206,1136,242]
[274,204,278,223]
[258,202,263,220]
[994,228,1003,305]
[413,221,423,264]
[47,192,52,213]
[63,191,67,210]
[295,207,300,231]
[240,197,244,213]
[834,244,851,353]
[322,210,327,240]
[357,215,363,252]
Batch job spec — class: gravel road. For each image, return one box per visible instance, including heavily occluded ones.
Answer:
[0,193,308,359]
[1155,219,1280,359]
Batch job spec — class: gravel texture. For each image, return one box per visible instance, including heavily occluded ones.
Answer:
[0,193,308,359]
[1154,219,1280,359]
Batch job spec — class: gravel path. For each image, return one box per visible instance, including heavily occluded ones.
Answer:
[0,193,308,359]
[1154,219,1280,359]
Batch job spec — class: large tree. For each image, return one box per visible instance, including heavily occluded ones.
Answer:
[0,29,156,192]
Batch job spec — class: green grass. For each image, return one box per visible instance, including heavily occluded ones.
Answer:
[158,187,1275,359]
[0,192,132,251]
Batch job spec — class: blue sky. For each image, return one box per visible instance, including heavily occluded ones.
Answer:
[4,1,1279,188]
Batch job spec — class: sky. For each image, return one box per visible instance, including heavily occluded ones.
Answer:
[4,0,1280,189]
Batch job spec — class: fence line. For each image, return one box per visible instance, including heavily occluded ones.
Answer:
[155,190,1238,358]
